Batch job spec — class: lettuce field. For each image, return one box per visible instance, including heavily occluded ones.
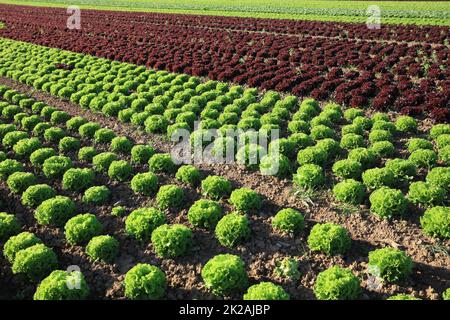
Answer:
[0,0,448,302]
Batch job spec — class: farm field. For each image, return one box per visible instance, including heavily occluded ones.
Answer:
[0,1,448,303]
[0,0,450,25]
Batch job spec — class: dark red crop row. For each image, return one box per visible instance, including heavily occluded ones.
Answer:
[0,4,449,121]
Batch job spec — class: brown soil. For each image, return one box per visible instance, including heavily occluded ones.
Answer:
[0,77,448,300]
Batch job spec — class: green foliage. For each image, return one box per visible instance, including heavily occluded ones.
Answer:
[332,159,362,180]
[131,144,155,164]
[259,153,292,178]
[86,235,119,263]
[156,185,184,209]
[385,158,417,181]
[407,138,433,153]
[426,167,449,190]
[62,168,95,191]
[340,134,365,150]
[108,160,132,182]
[32,122,51,136]
[50,111,70,125]
[420,206,450,239]
[82,186,110,205]
[102,102,126,117]
[408,149,438,168]
[429,124,450,139]
[370,141,395,158]
[440,145,450,164]
[387,294,420,300]
[42,156,72,178]
[13,137,42,157]
[12,243,58,281]
[111,206,126,217]
[333,179,366,205]
[78,146,97,162]
[344,108,364,121]
[151,224,193,258]
[369,187,408,219]
[314,266,361,300]
[229,188,261,213]
[201,175,232,199]
[0,212,20,241]
[124,264,166,300]
[297,146,327,166]
[268,138,295,158]
[66,116,87,132]
[368,247,413,283]
[2,105,22,120]
[64,213,103,245]
[274,257,300,281]
[78,122,101,138]
[293,164,325,189]
[3,232,41,263]
[144,114,168,133]
[21,184,56,207]
[21,115,41,131]
[35,196,76,226]
[372,120,396,133]
[271,208,304,235]
[307,223,351,256]
[407,181,445,207]
[348,147,378,169]
[58,137,81,154]
[369,129,393,143]
[372,113,390,122]
[118,108,134,123]
[125,207,166,242]
[130,172,158,196]
[236,144,266,170]
[175,165,201,186]
[288,132,314,151]
[362,167,395,189]
[201,254,248,296]
[148,153,176,173]
[342,123,364,135]
[0,123,16,139]
[3,131,28,148]
[92,152,118,172]
[7,172,37,194]
[94,128,116,144]
[43,127,65,143]
[442,288,450,300]
[110,136,133,154]
[28,148,54,168]
[310,124,336,141]
[188,199,222,229]
[34,270,90,300]
[215,212,250,248]
[436,134,450,149]
[288,120,309,134]
[316,138,341,158]
[243,282,290,300]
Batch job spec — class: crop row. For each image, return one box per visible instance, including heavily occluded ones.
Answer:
[1,1,450,26]
[0,36,449,299]
[0,80,448,300]
[0,5,448,121]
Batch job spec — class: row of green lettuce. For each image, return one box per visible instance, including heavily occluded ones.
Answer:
[0,82,448,299]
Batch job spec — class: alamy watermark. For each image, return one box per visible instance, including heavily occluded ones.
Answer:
[67,6,81,30]
[66,265,82,290]
[366,5,381,30]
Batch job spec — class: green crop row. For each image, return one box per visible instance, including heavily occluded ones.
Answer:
[0,37,449,300]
